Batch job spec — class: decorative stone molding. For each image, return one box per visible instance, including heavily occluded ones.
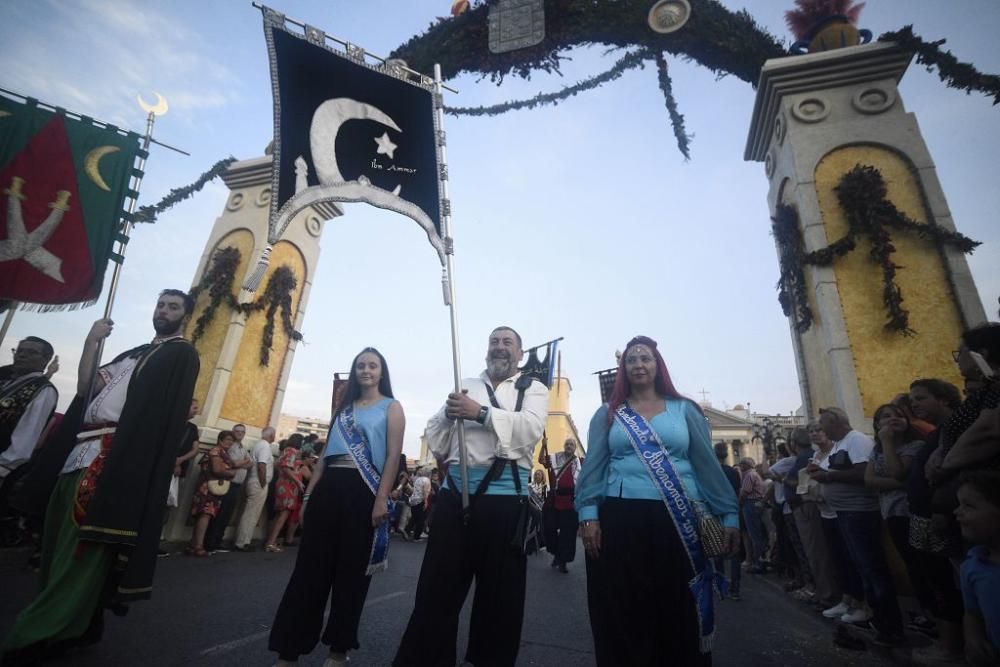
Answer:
[852,86,896,114]
[791,97,830,123]
[226,192,245,211]
[255,187,272,208]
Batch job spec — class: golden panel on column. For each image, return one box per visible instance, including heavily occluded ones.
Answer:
[814,147,964,417]
[188,229,255,407]
[220,241,306,427]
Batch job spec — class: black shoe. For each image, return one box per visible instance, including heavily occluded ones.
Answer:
[156,549,170,558]
[550,557,559,568]
[233,545,254,552]
[558,563,569,573]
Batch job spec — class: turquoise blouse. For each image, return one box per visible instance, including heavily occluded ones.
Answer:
[575,399,739,528]
[324,398,394,474]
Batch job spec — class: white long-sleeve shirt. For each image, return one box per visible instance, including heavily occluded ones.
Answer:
[0,373,57,477]
[426,371,549,475]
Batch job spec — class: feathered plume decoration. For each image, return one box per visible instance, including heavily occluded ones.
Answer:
[785,0,865,41]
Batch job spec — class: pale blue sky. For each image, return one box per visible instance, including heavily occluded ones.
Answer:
[2,0,998,456]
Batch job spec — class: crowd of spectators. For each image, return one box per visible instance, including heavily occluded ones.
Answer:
[733,323,1000,665]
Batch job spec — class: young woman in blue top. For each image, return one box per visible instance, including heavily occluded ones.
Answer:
[270,348,405,667]
[577,336,739,666]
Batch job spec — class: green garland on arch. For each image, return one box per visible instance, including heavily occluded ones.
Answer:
[445,48,651,117]
[773,165,980,336]
[879,26,1000,105]
[188,245,303,365]
[188,246,241,342]
[133,157,237,224]
[240,265,303,367]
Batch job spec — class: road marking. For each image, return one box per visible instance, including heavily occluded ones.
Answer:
[199,590,407,657]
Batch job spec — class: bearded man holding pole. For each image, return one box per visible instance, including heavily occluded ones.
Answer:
[394,325,549,667]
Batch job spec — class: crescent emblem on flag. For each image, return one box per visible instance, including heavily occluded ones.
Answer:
[84,145,121,192]
[310,98,402,192]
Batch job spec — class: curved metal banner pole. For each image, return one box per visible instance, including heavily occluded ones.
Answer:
[434,64,470,511]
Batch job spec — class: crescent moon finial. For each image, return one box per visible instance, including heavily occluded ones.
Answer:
[137,92,168,116]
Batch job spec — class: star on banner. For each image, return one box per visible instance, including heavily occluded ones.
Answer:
[373,131,398,159]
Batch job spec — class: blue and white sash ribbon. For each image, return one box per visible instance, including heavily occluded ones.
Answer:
[338,404,392,575]
[613,403,726,653]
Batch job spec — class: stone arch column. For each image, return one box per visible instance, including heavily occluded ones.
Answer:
[745,42,986,429]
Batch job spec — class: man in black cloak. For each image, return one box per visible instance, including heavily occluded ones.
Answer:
[2,289,200,663]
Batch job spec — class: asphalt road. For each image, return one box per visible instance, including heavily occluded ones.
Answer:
[1,538,904,666]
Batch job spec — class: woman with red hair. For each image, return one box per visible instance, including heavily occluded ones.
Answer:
[577,336,740,666]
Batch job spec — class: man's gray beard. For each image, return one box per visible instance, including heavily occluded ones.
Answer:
[486,356,515,381]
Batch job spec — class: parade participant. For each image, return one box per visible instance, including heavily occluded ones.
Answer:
[812,407,904,646]
[270,347,403,667]
[577,335,739,666]
[0,337,58,526]
[234,426,276,551]
[265,434,304,552]
[545,437,581,573]
[187,431,239,557]
[393,326,549,667]
[2,290,199,661]
[0,337,58,479]
[205,423,252,552]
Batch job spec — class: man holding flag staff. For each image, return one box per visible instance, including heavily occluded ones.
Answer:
[2,290,199,662]
[394,326,549,667]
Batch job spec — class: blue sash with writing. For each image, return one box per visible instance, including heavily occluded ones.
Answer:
[338,404,392,575]
[613,403,725,653]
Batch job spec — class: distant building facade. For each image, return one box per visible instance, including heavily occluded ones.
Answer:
[276,413,330,441]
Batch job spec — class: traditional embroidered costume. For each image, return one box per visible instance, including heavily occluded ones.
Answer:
[2,338,198,659]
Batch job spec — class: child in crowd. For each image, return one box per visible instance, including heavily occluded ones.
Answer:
[955,470,1000,666]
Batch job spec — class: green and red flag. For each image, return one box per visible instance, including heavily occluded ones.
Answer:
[0,95,141,308]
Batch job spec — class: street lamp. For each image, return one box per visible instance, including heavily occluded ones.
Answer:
[752,416,787,463]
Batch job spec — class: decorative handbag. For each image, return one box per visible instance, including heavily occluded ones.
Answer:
[207,479,230,497]
[695,507,727,558]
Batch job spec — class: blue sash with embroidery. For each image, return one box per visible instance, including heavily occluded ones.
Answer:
[338,404,393,575]
[613,403,725,653]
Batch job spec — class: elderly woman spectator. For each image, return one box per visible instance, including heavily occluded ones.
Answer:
[265,433,305,552]
[188,431,246,557]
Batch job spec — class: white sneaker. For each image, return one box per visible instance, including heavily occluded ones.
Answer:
[322,655,349,666]
[822,601,849,618]
[840,608,873,623]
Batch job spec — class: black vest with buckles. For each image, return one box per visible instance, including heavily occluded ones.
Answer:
[0,368,56,455]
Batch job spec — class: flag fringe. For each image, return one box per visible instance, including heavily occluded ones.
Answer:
[13,298,99,313]
[241,245,273,293]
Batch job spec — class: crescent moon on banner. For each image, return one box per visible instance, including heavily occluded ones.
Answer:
[137,92,168,116]
[310,98,401,185]
[84,145,121,191]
